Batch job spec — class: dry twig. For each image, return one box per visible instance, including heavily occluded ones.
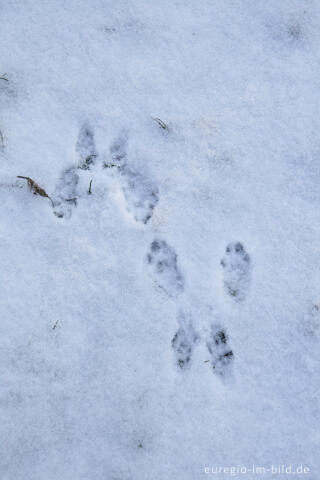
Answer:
[17,176,54,206]
[152,117,169,130]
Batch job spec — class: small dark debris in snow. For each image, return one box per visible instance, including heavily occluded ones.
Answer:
[152,117,169,131]
[17,176,54,206]
[103,162,121,169]
[52,320,59,330]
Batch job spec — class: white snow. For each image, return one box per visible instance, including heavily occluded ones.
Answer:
[0,0,319,478]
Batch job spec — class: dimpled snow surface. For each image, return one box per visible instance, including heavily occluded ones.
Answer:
[0,1,319,479]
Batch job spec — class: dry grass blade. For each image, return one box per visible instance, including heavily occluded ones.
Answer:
[0,74,8,82]
[17,176,54,206]
[152,117,169,130]
[52,319,59,330]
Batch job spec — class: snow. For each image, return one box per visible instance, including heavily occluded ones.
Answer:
[0,0,319,478]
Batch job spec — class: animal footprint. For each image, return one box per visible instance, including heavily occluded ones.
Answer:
[171,313,199,370]
[146,239,184,296]
[53,123,96,218]
[76,123,96,170]
[206,324,234,377]
[221,242,251,301]
[121,169,159,224]
[106,133,159,223]
[52,167,79,219]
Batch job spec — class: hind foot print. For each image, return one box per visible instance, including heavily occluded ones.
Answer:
[121,169,159,224]
[221,242,251,301]
[172,315,199,370]
[76,123,96,170]
[206,324,234,377]
[105,134,158,223]
[52,166,79,219]
[146,239,184,296]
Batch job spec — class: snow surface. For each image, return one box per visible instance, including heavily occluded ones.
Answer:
[0,0,320,478]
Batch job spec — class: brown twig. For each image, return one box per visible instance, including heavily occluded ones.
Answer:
[17,176,54,206]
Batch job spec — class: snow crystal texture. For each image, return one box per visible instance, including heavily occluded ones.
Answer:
[0,0,319,478]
